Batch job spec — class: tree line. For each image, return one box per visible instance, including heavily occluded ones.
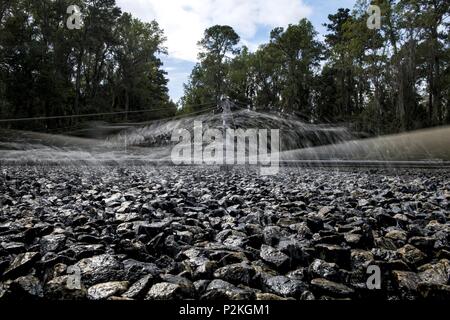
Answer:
[182,0,449,135]
[0,0,176,132]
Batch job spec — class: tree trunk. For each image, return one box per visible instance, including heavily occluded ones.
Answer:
[125,89,129,121]
[74,50,84,115]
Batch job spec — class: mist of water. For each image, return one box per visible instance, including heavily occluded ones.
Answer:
[1,108,448,166]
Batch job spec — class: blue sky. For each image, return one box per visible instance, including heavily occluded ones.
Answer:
[117,0,357,102]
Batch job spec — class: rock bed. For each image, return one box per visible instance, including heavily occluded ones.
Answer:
[0,165,449,300]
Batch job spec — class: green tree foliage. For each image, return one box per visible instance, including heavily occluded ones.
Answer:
[182,25,240,112]
[0,0,175,132]
[269,19,324,117]
[181,1,449,136]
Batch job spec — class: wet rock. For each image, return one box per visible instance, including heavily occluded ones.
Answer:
[315,244,351,269]
[376,213,397,227]
[344,233,363,248]
[0,260,10,276]
[277,239,310,264]
[0,282,11,299]
[426,220,449,233]
[137,221,170,237]
[418,283,450,300]
[175,231,194,244]
[70,216,89,227]
[207,279,236,291]
[256,293,290,300]
[376,237,398,251]
[223,235,246,248]
[260,245,290,270]
[108,296,133,301]
[26,223,54,239]
[288,222,312,239]
[155,256,178,274]
[87,281,129,300]
[379,259,411,272]
[40,234,66,253]
[116,201,132,214]
[262,226,282,246]
[385,230,408,243]
[318,206,334,216]
[392,271,420,298]
[1,242,26,254]
[398,245,427,267]
[1,166,449,301]
[146,283,184,300]
[104,193,122,207]
[193,280,210,295]
[72,254,124,286]
[2,252,40,279]
[408,237,436,253]
[437,250,450,260]
[306,218,324,233]
[263,276,308,298]
[183,256,216,279]
[213,263,255,286]
[358,199,370,207]
[418,260,450,285]
[201,286,255,300]
[209,250,248,265]
[122,275,154,299]
[350,250,374,269]
[44,276,87,300]
[62,244,105,260]
[300,290,316,300]
[309,259,339,281]
[310,278,354,297]
[123,259,160,283]
[159,274,195,298]
[286,268,306,281]
[9,275,43,300]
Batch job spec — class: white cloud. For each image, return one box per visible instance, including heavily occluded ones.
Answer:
[116,0,312,62]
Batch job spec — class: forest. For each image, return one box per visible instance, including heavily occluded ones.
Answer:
[0,0,177,132]
[0,0,449,136]
[182,0,450,135]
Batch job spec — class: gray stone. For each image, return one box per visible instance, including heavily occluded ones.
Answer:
[3,252,40,279]
[263,276,308,298]
[146,282,183,300]
[87,281,129,300]
[392,270,420,296]
[310,278,354,297]
[398,245,427,267]
[44,276,87,300]
[418,260,450,285]
[309,259,339,280]
[1,242,26,254]
[10,275,43,299]
[72,254,124,286]
[315,244,351,268]
[260,245,290,269]
[40,234,67,253]
[137,221,170,237]
[213,263,255,286]
[123,259,160,282]
[207,279,236,291]
[122,275,154,299]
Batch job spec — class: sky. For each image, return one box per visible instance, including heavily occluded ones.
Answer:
[116,0,357,102]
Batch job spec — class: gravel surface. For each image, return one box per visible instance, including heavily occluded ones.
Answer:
[0,166,449,300]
